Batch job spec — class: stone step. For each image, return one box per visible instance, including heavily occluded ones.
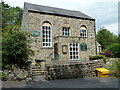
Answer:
[32,68,40,70]
[32,67,38,69]
[31,65,45,76]
[32,71,41,73]
[32,71,45,76]
[32,69,40,71]
[32,67,41,69]
[36,65,41,67]
[32,73,43,76]
[32,70,41,72]
[32,72,43,74]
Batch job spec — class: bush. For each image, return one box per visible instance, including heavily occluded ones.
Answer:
[104,50,113,57]
[109,60,120,78]
[0,72,7,79]
[89,55,106,60]
[2,25,34,68]
[90,55,108,64]
[106,44,120,58]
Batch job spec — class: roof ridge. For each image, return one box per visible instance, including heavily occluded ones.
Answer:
[24,2,81,13]
[24,2,95,20]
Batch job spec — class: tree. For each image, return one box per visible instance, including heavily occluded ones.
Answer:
[118,34,120,44]
[2,25,34,68]
[106,44,120,58]
[1,2,34,68]
[1,2,23,28]
[96,27,118,49]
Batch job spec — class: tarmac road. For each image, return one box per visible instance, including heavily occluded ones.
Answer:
[2,77,119,88]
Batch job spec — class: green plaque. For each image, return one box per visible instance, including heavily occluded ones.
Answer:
[80,43,87,51]
[31,30,40,37]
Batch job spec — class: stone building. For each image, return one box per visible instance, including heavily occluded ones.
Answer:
[96,41,102,54]
[22,2,97,72]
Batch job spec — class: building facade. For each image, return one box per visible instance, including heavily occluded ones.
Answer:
[22,2,97,71]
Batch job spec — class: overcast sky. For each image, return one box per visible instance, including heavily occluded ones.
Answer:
[3,0,119,35]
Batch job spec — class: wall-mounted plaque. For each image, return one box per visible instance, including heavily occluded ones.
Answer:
[80,43,87,51]
[62,45,67,54]
[31,30,40,37]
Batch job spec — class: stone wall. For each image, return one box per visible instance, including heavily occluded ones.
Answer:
[25,12,96,65]
[45,60,105,80]
[2,66,32,81]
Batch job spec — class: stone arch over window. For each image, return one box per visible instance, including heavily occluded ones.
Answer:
[80,25,87,37]
[42,21,52,47]
[42,21,52,26]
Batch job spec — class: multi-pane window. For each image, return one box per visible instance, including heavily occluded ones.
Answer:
[42,23,52,47]
[80,26,87,37]
[62,27,70,36]
[69,43,79,60]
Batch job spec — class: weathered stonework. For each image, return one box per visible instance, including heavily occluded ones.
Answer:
[22,3,97,71]
[27,13,96,63]
[45,60,104,80]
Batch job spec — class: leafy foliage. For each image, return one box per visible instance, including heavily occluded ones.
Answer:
[89,55,107,64]
[118,34,120,44]
[0,72,7,79]
[109,60,120,78]
[106,44,120,58]
[2,25,34,68]
[89,55,106,60]
[1,2,23,28]
[96,27,118,49]
[104,50,113,57]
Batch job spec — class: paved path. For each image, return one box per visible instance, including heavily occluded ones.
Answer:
[2,77,119,88]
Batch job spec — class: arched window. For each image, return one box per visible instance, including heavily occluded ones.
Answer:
[42,22,52,47]
[80,26,87,37]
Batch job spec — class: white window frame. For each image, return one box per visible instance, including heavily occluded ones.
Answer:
[42,23,52,47]
[62,27,70,36]
[80,26,87,37]
[69,43,80,60]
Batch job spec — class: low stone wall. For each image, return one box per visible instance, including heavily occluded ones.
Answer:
[45,60,105,80]
[2,66,32,81]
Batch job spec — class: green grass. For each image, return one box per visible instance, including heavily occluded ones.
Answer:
[0,72,7,79]
[109,60,120,78]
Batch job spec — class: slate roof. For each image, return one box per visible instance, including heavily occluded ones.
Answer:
[24,2,95,20]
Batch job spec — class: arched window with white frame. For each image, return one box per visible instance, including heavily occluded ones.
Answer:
[80,26,87,37]
[42,21,52,47]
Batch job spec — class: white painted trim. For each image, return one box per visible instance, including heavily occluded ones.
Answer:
[62,27,71,36]
[80,26,87,38]
[42,25,52,47]
[68,43,80,60]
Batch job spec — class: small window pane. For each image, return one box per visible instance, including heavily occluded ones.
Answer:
[69,43,79,60]
[80,27,87,37]
[42,24,52,47]
[62,27,70,36]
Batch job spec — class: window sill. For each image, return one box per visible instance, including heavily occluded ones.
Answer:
[80,37,87,38]
[40,47,53,49]
[54,36,86,38]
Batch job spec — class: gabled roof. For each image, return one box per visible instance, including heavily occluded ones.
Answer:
[24,2,95,20]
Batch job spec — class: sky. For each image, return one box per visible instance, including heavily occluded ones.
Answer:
[3,0,119,35]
